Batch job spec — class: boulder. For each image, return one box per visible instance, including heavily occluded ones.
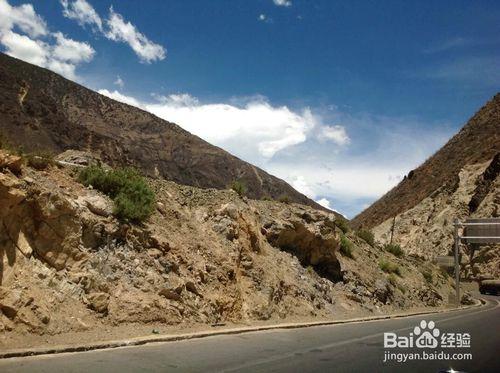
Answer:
[185,281,201,296]
[0,287,27,319]
[87,292,110,313]
[159,288,181,301]
[83,195,113,217]
[373,279,391,304]
[0,150,22,174]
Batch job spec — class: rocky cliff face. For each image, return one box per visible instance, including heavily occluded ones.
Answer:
[0,52,323,211]
[0,150,453,347]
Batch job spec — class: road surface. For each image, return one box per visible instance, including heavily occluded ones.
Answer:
[1,296,498,373]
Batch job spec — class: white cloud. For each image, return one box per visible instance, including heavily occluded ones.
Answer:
[105,6,165,63]
[0,1,95,81]
[60,0,102,31]
[147,96,315,160]
[273,0,292,7]
[0,0,47,38]
[114,75,124,88]
[315,198,331,210]
[52,31,94,63]
[98,89,142,107]
[0,30,47,65]
[318,125,350,145]
[291,175,317,199]
[96,90,316,161]
[60,1,166,63]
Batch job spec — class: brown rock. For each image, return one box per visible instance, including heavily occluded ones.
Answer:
[0,150,22,174]
[87,292,110,313]
[83,194,112,217]
[185,281,201,296]
[159,288,181,301]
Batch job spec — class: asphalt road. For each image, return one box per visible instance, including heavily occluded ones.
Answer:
[1,295,498,373]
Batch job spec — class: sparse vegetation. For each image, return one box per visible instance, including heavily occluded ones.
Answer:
[339,234,354,258]
[379,260,402,276]
[388,273,397,286]
[278,194,291,204]
[422,270,433,284]
[356,229,375,246]
[79,165,155,223]
[306,265,315,275]
[384,243,404,257]
[335,217,350,234]
[230,180,246,197]
[25,151,55,170]
[397,283,407,294]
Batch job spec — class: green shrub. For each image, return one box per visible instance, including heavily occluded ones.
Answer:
[278,194,290,204]
[356,229,375,246]
[422,270,433,284]
[397,283,407,294]
[26,151,55,170]
[379,260,401,276]
[384,243,404,257]
[388,273,398,286]
[339,234,354,258]
[79,165,155,223]
[230,180,246,197]
[335,217,350,234]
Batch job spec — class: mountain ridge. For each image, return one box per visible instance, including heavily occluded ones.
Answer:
[0,52,326,212]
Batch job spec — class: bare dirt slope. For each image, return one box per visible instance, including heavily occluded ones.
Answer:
[0,150,454,350]
[0,52,323,210]
[353,93,500,230]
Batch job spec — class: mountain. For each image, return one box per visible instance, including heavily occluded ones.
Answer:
[353,94,500,280]
[353,93,500,230]
[0,52,323,211]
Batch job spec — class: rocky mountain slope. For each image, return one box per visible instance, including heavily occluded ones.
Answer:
[0,52,322,210]
[0,150,453,349]
[353,93,500,229]
[372,155,499,280]
[355,94,499,280]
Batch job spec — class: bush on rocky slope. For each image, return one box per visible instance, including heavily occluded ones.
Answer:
[230,180,246,197]
[335,217,350,234]
[339,234,354,258]
[78,165,154,222]
[384,243,404,257]
[356,229,375,246]
[379,260,402,276]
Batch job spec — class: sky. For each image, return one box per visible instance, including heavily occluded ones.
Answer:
[1,0,499,217]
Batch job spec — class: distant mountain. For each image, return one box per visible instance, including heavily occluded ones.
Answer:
[0,52,324,210]
[353,93,500,229]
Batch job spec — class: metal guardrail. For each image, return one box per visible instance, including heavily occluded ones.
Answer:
[453,218,500,305]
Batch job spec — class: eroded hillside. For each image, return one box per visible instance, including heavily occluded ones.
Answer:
[0,150,454,349]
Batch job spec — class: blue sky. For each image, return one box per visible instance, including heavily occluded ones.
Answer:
[1,0,499,217]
